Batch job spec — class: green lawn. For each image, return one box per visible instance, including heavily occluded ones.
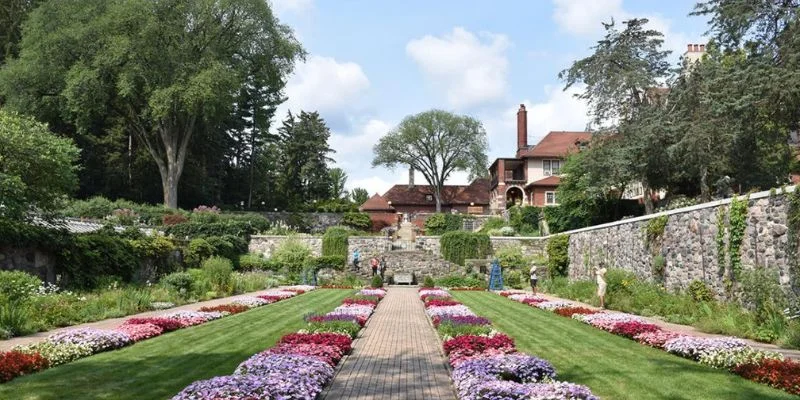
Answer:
[0,289,352,400]
[453,291,795,400]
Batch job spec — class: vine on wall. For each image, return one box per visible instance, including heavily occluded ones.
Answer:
[728,195,749,280]
[787,188,800,294]
[716,205,727,276]
[644,215,668,251]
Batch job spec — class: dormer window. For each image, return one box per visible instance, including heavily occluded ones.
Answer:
[543,160,561,176]
[425,194,433,202]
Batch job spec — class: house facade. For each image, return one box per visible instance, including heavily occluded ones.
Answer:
[489,104,591,213]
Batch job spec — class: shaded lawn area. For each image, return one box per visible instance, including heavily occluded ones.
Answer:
[0,289,352,400]
[453,291,795,400]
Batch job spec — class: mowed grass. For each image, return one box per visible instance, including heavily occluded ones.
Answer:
[453,291,796,400]
[0,289,352,400]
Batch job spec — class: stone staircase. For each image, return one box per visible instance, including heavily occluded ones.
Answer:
[351,250,460,283]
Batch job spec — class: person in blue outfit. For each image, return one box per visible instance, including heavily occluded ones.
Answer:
[352,248,361,271]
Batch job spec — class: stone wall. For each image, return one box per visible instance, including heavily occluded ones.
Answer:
[347,237,392,264]
[0,246,56,282]
[260,212,343,234]
[490,237,547,258]
[566,188,795,296]
[248,235,323,257]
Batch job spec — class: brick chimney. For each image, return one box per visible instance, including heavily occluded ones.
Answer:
[408,166,415,189]
[684,43,707,65]
[517,104,527,151]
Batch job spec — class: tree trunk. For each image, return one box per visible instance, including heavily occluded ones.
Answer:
[435,193,442,213]
[699,166,710,202]
[642,179,654,215]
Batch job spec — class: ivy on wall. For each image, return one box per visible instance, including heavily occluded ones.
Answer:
[440,231,491,265]
[716,205,727,276]
[546,234,570,278]
[643,215,668,252]
[787,188,800,293]
[322,227,349,258]
[728,195,749,280]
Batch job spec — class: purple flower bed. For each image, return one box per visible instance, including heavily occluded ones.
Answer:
[664,336,748,360]
[433,315,491,327]
[452,354,557,399]
[46,328,132,353]
[527,381,600,400]
[171,374,290,400]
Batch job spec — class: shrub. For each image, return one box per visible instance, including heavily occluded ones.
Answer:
[342,212,371,231]
[440,231,491,265]
[322,226,349,258]
[479,217,506,233]
[57,232,139,289]
[546,234,569,277]
[202,257,234,293]
[0,303,31,336]
[306,255,346,271]
[740,268,787,324]
[371,275,383,288]
[504,270,523,289]
[160,272,194,295]
[508,205,541,234]
[162,213,188,226]
[0,350,49,383]
[271,239,312,273]
[422,276,436,288]
[238,254,271,271]
[0,270,41,304]
[183,238,215,268]
[687,280,715,302]
[435,275,486,289]
[652,254,666,282]
[437,322,492,339]
[425,213,464,235]
[495,246,528,270]
[306,320,361,338]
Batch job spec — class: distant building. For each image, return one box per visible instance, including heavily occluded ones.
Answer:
[488,104,591,213]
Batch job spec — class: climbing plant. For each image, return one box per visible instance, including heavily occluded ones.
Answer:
[716,206,727,276]
[440,231,491,265]
[643,215,668,251]
[546,234,570,278]
[787,188,800,295]
[728,195,749,280]
[322,226,349,258]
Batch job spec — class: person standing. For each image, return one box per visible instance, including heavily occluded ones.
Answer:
[595,262,608,309]
[370,257,379,276]
[379,256,387,279]
[529,264,538,294]
[352,248,360,271]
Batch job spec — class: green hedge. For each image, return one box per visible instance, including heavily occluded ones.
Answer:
[546,234,570,277]
[440,231,491,265]
[342,212,371,231]
[322,226,349,258]
[425,213,464,235]
[305,255,346,271]
[165,220,263,239]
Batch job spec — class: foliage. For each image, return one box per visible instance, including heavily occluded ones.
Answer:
[728,195,748,280]
[58,232,139,289]
[644,215,668,249]
[160,272,194,295]
[370,275,383,288]
[349,188,369,205]
[688,280,715,303]
[1,0,304,208]
[305,256,346,272]
[495,246,529,270]
[546,235,570,278]
[423,276,436,288]
[435,275,486,289]
[440,231,491,265]
[479,217,506,233]
[328,168,348,200]
[0,303,31,336]
[0,271,41,304]
[504,269,523,289]
[270,238,312,273]
[342,212,371,231]
[201,257,233,294]
[372,110,488,212]
[740,268,788,325]
[508,206,541,235]
[238,254,273,271]
[305,320,361,338]
[183,238,215,269]
[276,111,335,209]
[322,226,349,258]
[651,255,666,283]
[0,110,80,220]
[716,206,727,275]
[436,322,492,339]
[424,213,464,235]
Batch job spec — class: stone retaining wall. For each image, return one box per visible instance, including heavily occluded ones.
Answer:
[260,212,343,234]
[248,235,323,257]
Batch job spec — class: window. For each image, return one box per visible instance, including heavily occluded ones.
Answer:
[545,191,557,205]
[425,194,433,202]
[543,159,561,176]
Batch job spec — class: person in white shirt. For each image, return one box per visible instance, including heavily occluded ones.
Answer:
[529,265,538,294]
[595,262,608,309]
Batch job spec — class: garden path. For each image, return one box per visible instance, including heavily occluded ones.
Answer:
[321,287,456,400]
[532,291,800,360]
[0,288,289,351]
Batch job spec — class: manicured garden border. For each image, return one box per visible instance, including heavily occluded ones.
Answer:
[498,290,800,396]
[419,288,599,399]
[0,286,315,384]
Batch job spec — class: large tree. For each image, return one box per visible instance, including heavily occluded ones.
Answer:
[0,110,80,220]
[560,18,672,213]
[328,168,348,200]
[0,0,44,67]
[0,0,304,208]
[372,110,488,212]
[276,111,335,209]
[349,187,369,205]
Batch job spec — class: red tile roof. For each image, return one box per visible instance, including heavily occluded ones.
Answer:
[359,193,396,212]
[518,131,592,158]
[382,178,490,206]
[527,176,561,187]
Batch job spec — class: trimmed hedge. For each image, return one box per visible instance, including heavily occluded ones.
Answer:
[342,212,371,231]
[440,231,491,265]
[322,227,349,258]
[425,213,464,235]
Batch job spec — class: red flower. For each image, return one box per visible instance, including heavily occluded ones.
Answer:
[283,288,306,294]
[278,333,353,354]
[553,307,601,318]
[342,298,378,306]
[0,351,49,383]
[609,321,661,339]
[124,317,184,332]
[734,359,800,395]
[442,334,515,355]
[199,304,250,314]
[424,299,462,308]
[257,295,286,303]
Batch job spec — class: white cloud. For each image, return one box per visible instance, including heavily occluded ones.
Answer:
[280,55,370,117]
[269,0,313,15]
[481,86,590,160]
[552,0,696,55]
[406,27,511,109]
[330,119,393,170]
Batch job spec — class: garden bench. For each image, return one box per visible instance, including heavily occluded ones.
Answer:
[394,272,414,285]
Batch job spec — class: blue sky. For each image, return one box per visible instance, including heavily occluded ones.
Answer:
[271,0,709,196]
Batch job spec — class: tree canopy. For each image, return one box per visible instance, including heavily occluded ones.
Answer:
[0,110,80,220]
[0,0,304,208]
[372,110,488,212]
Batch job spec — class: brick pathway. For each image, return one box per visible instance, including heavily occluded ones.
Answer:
[321,287,456,400]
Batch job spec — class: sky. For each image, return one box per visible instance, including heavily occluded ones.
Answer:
[270,0,710,197]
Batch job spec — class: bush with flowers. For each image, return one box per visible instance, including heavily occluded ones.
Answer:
[115,323,164,342]
[576,312,645,331]
[451,354,557,399]
[358,288,386,298]
[633,330,684,348]
[426,304,477,319]
[664,336,748,360]
[14,341,93,366]
[199,304,249,314]
[307,313,366,327]
[264,343,344,366]
[231,296,272,308]
[443,334,516,356]
[342,297,378,306]
[424,299,462,308]
[46,328,132,353]
[553,307,601,318]
[278,332,353,354]
[0,351,49,383]
[733,358,800,395]
[698,347,783,370]
[124,317,184,332]
[432,315,491,328]
[609,321,662,339]
[535,301,576,311]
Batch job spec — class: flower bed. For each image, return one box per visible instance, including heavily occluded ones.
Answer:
[633,330,684,348]
[608,321,662,339]
[171,287,384,399]
[553,307,601,318]
[733,358,800,395]
[425,289,599,399]
[358,288,386,298]
[664,336,749,360]
[424,299,462,308]
[1,286,312,384]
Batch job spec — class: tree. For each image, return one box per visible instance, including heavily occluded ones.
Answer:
[0,0,44,67]
[277,111,335,209]
[560,18,672,213]
[0,0,304,208]
[328,168,348,200]
[372,110,488,212]
[0,110,80,220]
[350,188,369,205]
